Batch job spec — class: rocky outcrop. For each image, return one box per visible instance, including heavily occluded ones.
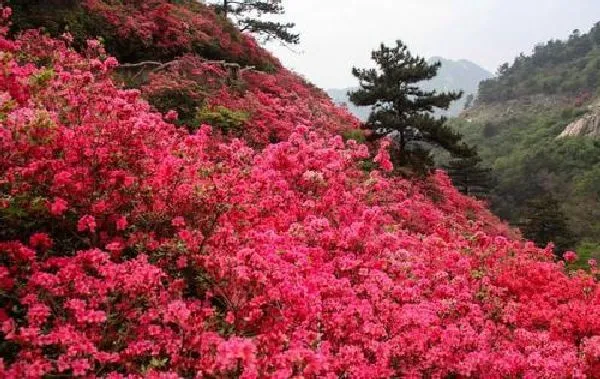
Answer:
[558,112,600,138]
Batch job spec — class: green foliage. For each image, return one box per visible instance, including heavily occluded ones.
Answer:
[451,100,600,249]
[8,0,147,62]
[29,68,55,88]
[518,195,577,255]
[239,18,299,45]
[479,23,600,103]
[0,194,88,256]
[147,89,251,135]
[573,241,600,269]
[212,0,299,45]
[196,105,250,133]
[8,0,276,69]
[148,88,206,130]
[349,40,469,174]
[482,122,500,138]
[341,129,366,143]
[443,154,492,199]
[359,159,376,173]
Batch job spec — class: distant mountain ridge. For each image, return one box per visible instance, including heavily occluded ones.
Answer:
[327,57,492,121]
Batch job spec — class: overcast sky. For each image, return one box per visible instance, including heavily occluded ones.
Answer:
[265,0,600,89]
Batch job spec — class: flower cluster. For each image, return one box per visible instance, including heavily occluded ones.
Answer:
[141,54,360,146]
[11,0,278,69]
[3,4,600,379]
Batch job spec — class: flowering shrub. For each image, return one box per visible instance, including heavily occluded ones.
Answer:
[4,5,600,379]
[139,54,361,145]
[9,0,278,69]
[10,0,359,146]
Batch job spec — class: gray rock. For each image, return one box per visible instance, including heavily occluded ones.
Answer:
[559,113,600,138]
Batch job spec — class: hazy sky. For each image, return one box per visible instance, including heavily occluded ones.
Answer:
[265,0,600,89]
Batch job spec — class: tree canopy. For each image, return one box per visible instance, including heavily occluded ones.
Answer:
[478,23,600,103]
[443,153,493,199]
[213,0,299,45]
[349,40,470,173]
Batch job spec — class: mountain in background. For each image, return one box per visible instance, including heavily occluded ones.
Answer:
[327,57,492,120]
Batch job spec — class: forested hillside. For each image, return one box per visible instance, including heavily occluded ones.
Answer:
[478,23,600,103]
[453,23,600,259]
[3,1,600,377]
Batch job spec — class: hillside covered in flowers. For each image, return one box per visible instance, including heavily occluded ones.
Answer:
[3,1,600,377]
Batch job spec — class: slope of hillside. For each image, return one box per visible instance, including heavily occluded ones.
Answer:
[9,0,279,69]
[453,24,600,256]
[328,57,492,120]
[478,23,600,103]
[3,2,600,377]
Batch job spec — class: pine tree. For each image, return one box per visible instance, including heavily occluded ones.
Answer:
[349,40,468,174]
[443,153,492,199]
[518,195,577,256]
[216,0,299,45]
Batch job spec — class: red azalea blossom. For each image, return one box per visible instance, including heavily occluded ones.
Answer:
[171,216,186,228]
[0,4,599,378]
[28,233,52,251]
[564,251,578,263]
[165,110,179,121]
[77,215,97,233]
[48,197,68,216]
[105,242,124,253]
[115,216,128,231]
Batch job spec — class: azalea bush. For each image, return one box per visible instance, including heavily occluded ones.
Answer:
[4,4,600,379]
[8,0,277,69]
[138,54,360,145]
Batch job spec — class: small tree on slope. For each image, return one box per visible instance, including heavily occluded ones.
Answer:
[519,195,578,256]
[349,40,470,175]
[214,0,299,45]
[443,153,493,199]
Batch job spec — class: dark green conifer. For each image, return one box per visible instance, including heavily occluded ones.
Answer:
[217,0,299,45]
[518,195,577,256]
[443,153,492,199]
[349,40,468,174]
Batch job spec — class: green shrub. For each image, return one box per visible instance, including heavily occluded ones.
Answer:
[196,105,250,133]
[148,89,205,130]
[342,129,366,143]
[572,241,600,270]
[482,122,499,138]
